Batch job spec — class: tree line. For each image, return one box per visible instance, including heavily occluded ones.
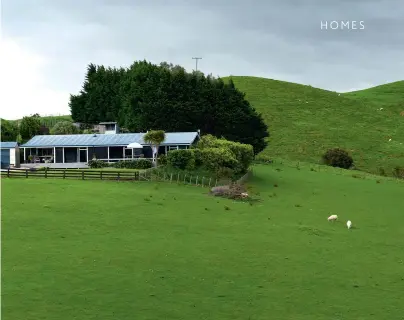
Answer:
[70,61,269,154]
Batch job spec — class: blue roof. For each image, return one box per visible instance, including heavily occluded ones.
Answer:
[0,141,18,148]
[21,132,198,148]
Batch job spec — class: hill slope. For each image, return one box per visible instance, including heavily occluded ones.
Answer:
[344,81,404,107]
[224,76,404,175]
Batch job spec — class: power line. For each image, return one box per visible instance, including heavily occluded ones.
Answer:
[192,57,202,72]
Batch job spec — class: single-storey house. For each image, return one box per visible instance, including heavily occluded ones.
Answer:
[0,141,20,169]
[20,131,199,165]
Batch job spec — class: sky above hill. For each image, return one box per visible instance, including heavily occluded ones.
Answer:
[1,0,403,120]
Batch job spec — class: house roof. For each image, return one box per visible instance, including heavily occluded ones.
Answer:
[21,132,199,148]
[0,141,18,148]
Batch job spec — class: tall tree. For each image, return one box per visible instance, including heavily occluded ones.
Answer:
[19,114,42,142]
[70,61,269,154]
[0,119,18,141]
[50,121,79,135]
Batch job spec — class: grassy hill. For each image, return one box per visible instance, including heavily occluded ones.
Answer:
[2,163,404,319]
[344,81,404,107]
[223,76,404,176]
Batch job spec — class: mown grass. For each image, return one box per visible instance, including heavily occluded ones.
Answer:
[2,163,404,319]
[223,76,404,176]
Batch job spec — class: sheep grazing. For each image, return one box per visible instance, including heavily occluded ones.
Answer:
[347,220,352,229]
[327,214,338,221]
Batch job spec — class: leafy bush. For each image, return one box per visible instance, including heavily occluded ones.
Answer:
[197,134,253,173]
[158,154,167,166]
[113,159,152,169]
[322,148,354,169]
[254,154,274,163]
[88,159,108,168]
[215,167,235,179]
[212,139,254,173]
[191,148,203,167]
[200,147,238,171]
[392,166,404,179]
[167,149,195,170]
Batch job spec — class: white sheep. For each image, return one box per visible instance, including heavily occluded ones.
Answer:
[347,220,352,229]
[328,214,338,221]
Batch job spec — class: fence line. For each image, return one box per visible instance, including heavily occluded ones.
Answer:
[1,168,229,188]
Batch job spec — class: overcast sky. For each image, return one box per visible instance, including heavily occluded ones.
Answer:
[1,0,403,120]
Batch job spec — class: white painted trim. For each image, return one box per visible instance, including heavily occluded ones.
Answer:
[107,147,110,162]
[62,147,65,163]
[53,148,56,163]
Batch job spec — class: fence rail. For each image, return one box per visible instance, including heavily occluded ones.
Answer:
[1,168,226,188]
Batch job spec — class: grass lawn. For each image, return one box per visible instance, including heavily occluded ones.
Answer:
[223,76,404,176]
[2,163,404,319]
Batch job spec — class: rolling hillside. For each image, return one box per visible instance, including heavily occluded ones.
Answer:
[223,76,404,175]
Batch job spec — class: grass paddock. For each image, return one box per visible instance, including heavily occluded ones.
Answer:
[2,164,404,319]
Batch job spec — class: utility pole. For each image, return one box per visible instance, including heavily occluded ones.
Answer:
[192,57,202,72]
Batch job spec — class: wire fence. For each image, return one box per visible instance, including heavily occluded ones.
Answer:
[1,168,230,188]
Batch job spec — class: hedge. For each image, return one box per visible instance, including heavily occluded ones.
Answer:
[167,149,195,170]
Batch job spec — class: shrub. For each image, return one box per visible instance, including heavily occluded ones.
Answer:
[157,154,167,166]
[88,159,107,168]
[215,167,235,179]
[322,148,354,169]
[212,139,254,173]
[254,154,274,163]
[197,134,253,173]
[167,149,195,170]
[392,166,404,179]
[112,159,152,169]
[191,148,203,167]
[200,147,238,171]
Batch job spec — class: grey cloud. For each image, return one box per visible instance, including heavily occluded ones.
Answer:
[2,0,404,97]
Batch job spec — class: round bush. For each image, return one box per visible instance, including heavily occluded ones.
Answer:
[112,159,152,169]
[88,159,108,168]
[167,149,195,170]
[322,148,353,169]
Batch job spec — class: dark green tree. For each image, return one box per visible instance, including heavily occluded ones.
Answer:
[70,61,269,154]
[19,114,42,141]
[0,119,18,141]
[50,121,79,135]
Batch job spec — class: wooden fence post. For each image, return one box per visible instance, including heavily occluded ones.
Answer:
[45,169,48,178]
[82,171,84,180]
[7,168,10,177]
[25,169,28,178]
[117,172,120,181]
[100,171,103,180]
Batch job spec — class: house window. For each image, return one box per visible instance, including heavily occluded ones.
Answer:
[168,145,179,150]
[124,148,133,158]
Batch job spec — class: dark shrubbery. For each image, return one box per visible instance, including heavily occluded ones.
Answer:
[166,149,195,170]
[113,159,153,169]
[322,148,354,169]
[392,166,404,179]
[158,154,167,166]
[88,159,108,168]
